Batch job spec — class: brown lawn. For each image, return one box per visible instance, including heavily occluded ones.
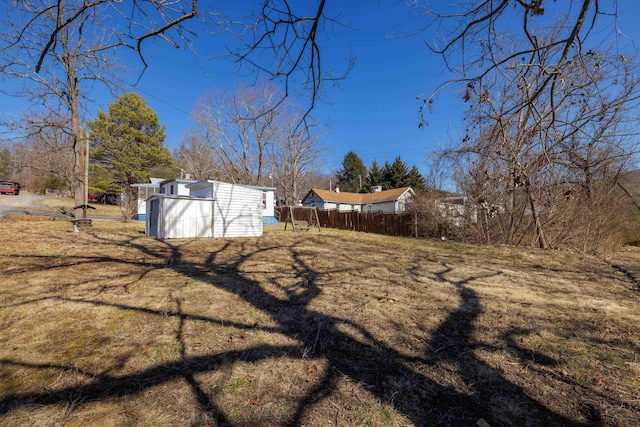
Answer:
[0,215,639,426]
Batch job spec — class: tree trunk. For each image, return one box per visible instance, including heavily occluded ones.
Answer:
[71,119,86,220]
[528,190,548,249]
[123,184,135,222]
[62,28,86,220]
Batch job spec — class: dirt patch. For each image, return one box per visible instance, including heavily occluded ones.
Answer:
[35,197,125,217]
[1,217,639,426]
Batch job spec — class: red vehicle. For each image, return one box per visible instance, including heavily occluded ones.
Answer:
[0,181,20,195]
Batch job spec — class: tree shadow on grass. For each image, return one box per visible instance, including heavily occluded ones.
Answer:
[0,235,595,426]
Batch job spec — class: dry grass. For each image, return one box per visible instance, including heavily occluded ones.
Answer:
[0,215,639,426]
[35,197,125,217]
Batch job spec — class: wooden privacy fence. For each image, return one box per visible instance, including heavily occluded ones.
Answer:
[279,207,417,237]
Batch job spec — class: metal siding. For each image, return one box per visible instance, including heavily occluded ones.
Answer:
[164,198,181,238]
[213,182,263,238]
[145,196,215,239]
[179,199,214,238]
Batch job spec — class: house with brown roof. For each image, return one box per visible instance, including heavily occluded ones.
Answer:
[302,186,415,213]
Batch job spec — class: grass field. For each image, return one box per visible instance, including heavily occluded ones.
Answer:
[35,197,125,218]
[0,215,639,426]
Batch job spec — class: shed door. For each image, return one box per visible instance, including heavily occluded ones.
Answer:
[148,199,160,237]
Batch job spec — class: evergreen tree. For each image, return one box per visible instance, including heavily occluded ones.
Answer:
[336,151,367,192]
[88,93,173,220]
[405,165,426,190]
[379,156,425,190]
[389,156,409,188]
[366,159,384,191]
[381,160,393,190]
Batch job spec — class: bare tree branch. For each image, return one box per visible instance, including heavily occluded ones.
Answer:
[225,0,354,126]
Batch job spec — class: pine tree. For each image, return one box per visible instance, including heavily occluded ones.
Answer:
[379,157,425,190]
[389,156,409,188]
[366,159,384,191]
[336,151,367,192]
[381,160,393,190]
[405,165,426,190]
[88,93,174,220]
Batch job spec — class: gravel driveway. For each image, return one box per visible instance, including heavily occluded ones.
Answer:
[0,192,65,220]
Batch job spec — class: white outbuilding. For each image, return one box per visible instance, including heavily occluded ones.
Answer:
[145,180,264,239]
[146,195,216,239]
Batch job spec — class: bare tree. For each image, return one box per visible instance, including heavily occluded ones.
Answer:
[410,0,640,251]
[269,116,326,205]
[0,147,11,179]
[190,81,326,203]
[191,82,281,185]
[2,111,76,194]
[1,1,199,219]
[414,1,625,122]
[225,0,354,123]
[443,29,640,250]
[174,133,220,181]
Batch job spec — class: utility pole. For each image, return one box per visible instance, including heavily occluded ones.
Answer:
[83,132,89,219]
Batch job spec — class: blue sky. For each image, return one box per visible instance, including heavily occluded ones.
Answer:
[2,1,640,178]
[96,1,468,176]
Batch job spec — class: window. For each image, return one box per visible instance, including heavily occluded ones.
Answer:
[262,191,267,210]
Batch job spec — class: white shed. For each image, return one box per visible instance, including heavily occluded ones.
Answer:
[145,180,264,240]
[146,195,216,239]
[187,180,264,238]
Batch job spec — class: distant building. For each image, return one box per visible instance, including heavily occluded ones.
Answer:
[435,196,478,227]
[302,186,415,213]
[159,178,197,196]
[131,177,163,221]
